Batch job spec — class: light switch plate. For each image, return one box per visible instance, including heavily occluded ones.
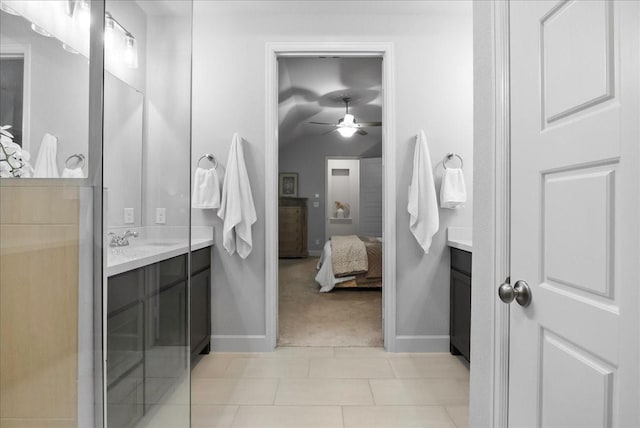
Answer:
[312,201,320,208]
[155,208,166,224]
[124,208,134,224]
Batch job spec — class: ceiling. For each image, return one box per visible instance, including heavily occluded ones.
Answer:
[135,0,191,17]
[278,57,382,148]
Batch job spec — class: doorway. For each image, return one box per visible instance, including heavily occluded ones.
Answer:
[277,58,383,347]
[264,43,397,351]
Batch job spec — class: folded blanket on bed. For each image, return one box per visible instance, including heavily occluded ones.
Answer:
[331,235,368,277]
[363,241,382,279]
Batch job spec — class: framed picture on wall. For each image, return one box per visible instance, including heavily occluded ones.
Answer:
[279,172,298,197]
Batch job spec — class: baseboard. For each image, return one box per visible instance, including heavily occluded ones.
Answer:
[211,335,272,352]
[308,250,322,257]
[394,335,450,353]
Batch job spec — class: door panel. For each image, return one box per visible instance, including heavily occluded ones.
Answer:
[509,0,639,426]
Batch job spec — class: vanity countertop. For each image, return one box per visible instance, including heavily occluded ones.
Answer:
[447,226,472,253]
[107,237,214,277]
[106,226,214,277]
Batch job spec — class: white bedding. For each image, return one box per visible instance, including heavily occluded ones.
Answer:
[315,240,355,292]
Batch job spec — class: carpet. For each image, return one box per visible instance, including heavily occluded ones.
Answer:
[278,257,383,347]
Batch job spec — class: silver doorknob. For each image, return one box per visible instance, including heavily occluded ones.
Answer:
[498,280,532,307]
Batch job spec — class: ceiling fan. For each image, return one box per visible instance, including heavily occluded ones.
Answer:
[309,97,382,138]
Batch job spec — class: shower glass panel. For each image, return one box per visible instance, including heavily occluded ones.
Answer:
[103,1,193,427]
[0,0,103,427]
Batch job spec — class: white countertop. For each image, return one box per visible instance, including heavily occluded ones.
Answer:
[447,226,472,252]
[106,226,214,277]
[107,238,213,277]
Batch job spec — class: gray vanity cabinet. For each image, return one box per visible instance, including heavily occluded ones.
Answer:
[190,246,212,358]
[107,245,212,427]
[449,247,472,362]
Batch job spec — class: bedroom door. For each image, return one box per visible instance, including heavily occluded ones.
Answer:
[507,0,640,426]
[359,157,383,237]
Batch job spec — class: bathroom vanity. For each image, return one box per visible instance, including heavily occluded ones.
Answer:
[106,236,212,428]
[447,227,472,363]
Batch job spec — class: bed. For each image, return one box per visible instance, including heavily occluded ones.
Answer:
[315,235,383,292]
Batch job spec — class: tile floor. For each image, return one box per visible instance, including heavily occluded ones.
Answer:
[189,346,469,428]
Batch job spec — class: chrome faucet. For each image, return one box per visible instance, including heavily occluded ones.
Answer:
[108,230,139,247]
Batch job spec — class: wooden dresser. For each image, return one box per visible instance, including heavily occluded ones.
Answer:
[279,197,308,258]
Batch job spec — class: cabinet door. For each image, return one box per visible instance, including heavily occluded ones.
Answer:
[190,269,211,355]
[450,270,471,361]
[156,281,187,347]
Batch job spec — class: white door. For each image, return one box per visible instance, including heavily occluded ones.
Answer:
[508,1,639,427]
[359,157,383,237]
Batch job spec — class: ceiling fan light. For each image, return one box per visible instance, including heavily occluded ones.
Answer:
[342,114,355,125]
[337,127,358,138]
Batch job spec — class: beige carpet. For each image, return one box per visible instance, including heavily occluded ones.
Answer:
[278,257,383,347]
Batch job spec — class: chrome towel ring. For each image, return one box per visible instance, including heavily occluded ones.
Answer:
[197,153,218,169]
[443,152,463,169]
[64,153,85,169]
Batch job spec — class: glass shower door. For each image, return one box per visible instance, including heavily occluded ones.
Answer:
[103,1,193,427]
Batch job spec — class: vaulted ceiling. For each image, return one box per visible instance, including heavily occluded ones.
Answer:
[278,57,382,149]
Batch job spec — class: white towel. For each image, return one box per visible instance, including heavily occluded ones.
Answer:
[408,130,439,254]
[192,167,221,209]
[217,133,257,259]
[440,168,466,209]
[33,133,59,178]
[62,167,85,178]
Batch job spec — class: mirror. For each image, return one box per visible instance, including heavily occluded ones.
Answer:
[104,72,143,228]
[0,3,89,178]
[0,1,145,229]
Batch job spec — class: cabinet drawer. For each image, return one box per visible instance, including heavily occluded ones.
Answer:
[108,269,144,315]
[191,246,211,274]
[450,247,472,276]
[107,302,144,386]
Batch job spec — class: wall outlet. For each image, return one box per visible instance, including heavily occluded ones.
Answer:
[315,239,320,245]
[124,208,134,224]
[155,208,166,224]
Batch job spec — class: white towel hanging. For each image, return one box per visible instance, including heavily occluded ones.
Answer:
[33,133,59,178]
[440,168,466,209]
[192,167,221,209]
[407,130,439,254]
[217,133,257,259]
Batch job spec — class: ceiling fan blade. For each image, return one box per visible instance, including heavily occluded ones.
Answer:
[356,122,382,127]
[356,129,368,136]
[322,128,338,136]
[309,121,338,126]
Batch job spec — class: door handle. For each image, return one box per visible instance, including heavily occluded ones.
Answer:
[498,279,532,307]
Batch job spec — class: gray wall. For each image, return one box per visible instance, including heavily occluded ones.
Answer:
[279,134,382,253]
[191,0,473,351]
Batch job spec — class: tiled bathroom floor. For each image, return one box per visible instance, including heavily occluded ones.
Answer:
[189,347,469,428]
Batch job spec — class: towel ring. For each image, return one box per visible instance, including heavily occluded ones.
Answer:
[64,153,85,169]
[198,154,217,169]
[443,152,463,170]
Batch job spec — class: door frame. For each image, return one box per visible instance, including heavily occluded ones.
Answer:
[470,1,510,427]
[264,42,397,351]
